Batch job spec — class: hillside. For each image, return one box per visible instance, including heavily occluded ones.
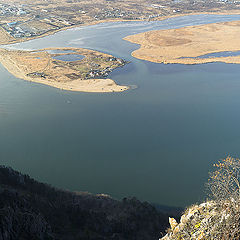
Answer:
[0,166,180,240]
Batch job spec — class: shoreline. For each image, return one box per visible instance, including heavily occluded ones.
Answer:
[124,20,240,65]
[2,10,240,47]
[2,12,240,92]
[0,48,129,93]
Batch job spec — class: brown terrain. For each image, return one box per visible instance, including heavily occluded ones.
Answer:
[0,27,15,44]
[1,0,240,45]
[1,0,240,92]
[0,48,129,92]
[124,20,240,64]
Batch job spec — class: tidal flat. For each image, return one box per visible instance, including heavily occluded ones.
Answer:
[124,20,240,64]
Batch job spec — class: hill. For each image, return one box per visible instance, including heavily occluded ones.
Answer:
[0,166,179,240]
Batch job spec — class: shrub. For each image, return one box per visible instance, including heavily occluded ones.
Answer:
[207,156,240,200]
[206,156,240,239]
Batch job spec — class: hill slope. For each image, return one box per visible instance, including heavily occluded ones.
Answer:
[0,166,178,240]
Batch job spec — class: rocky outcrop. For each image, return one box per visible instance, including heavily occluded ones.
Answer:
[160,199,240,240]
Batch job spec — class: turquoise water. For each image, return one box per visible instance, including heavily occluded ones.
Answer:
[1,14,240,207]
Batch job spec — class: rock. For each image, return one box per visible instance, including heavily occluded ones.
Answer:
[160,199,240,240]
[169,217,178,230]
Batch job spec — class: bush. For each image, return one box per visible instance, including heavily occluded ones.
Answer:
[206,156,240,239]
[207,156,240,200]
[160,157,240,240]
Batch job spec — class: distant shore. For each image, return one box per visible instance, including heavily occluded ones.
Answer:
[124,20,240,65]
[1,10,240,46]
[2,12,240,92]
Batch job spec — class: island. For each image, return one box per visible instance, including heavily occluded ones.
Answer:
[0,47,129,92]
[124,20,240,65]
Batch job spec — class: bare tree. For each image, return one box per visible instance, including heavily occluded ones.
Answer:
[205,156,240,239]
[207,156,240,200]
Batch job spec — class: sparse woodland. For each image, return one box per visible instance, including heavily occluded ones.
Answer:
[0,166,176,240]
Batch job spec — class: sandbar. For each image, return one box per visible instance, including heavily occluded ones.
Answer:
[124,20,240,64]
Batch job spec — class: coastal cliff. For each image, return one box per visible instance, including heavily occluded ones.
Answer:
[0,166,179,240]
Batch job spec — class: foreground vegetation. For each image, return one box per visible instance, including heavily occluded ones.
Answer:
[161,156,240,240]
[0,166,179,240]
[2,156,240,239]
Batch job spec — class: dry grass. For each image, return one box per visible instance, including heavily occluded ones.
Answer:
[124,20,240,65]
[0,48,129,92]
[0,27,15,44]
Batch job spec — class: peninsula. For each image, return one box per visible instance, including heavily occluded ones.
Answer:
[124,20,240,65]
[0,47,129,92]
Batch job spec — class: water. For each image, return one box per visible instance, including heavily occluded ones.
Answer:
[52,54,85,62]
[1,14,240,207]
[182,50,240,59]
[47,49,76,54]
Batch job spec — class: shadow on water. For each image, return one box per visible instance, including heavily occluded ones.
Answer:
[2,14,240,207]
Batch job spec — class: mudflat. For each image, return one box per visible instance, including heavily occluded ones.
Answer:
[124,20,240,64]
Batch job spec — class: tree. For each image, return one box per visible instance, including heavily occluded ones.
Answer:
[207,156,240,200]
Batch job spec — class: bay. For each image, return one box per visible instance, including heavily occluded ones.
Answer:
[1,14,240,206]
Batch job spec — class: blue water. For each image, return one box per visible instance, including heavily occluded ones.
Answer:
[47,49,76,54]
[1,14,240,207]
[52,54,85,62]
[182,50,240,59]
